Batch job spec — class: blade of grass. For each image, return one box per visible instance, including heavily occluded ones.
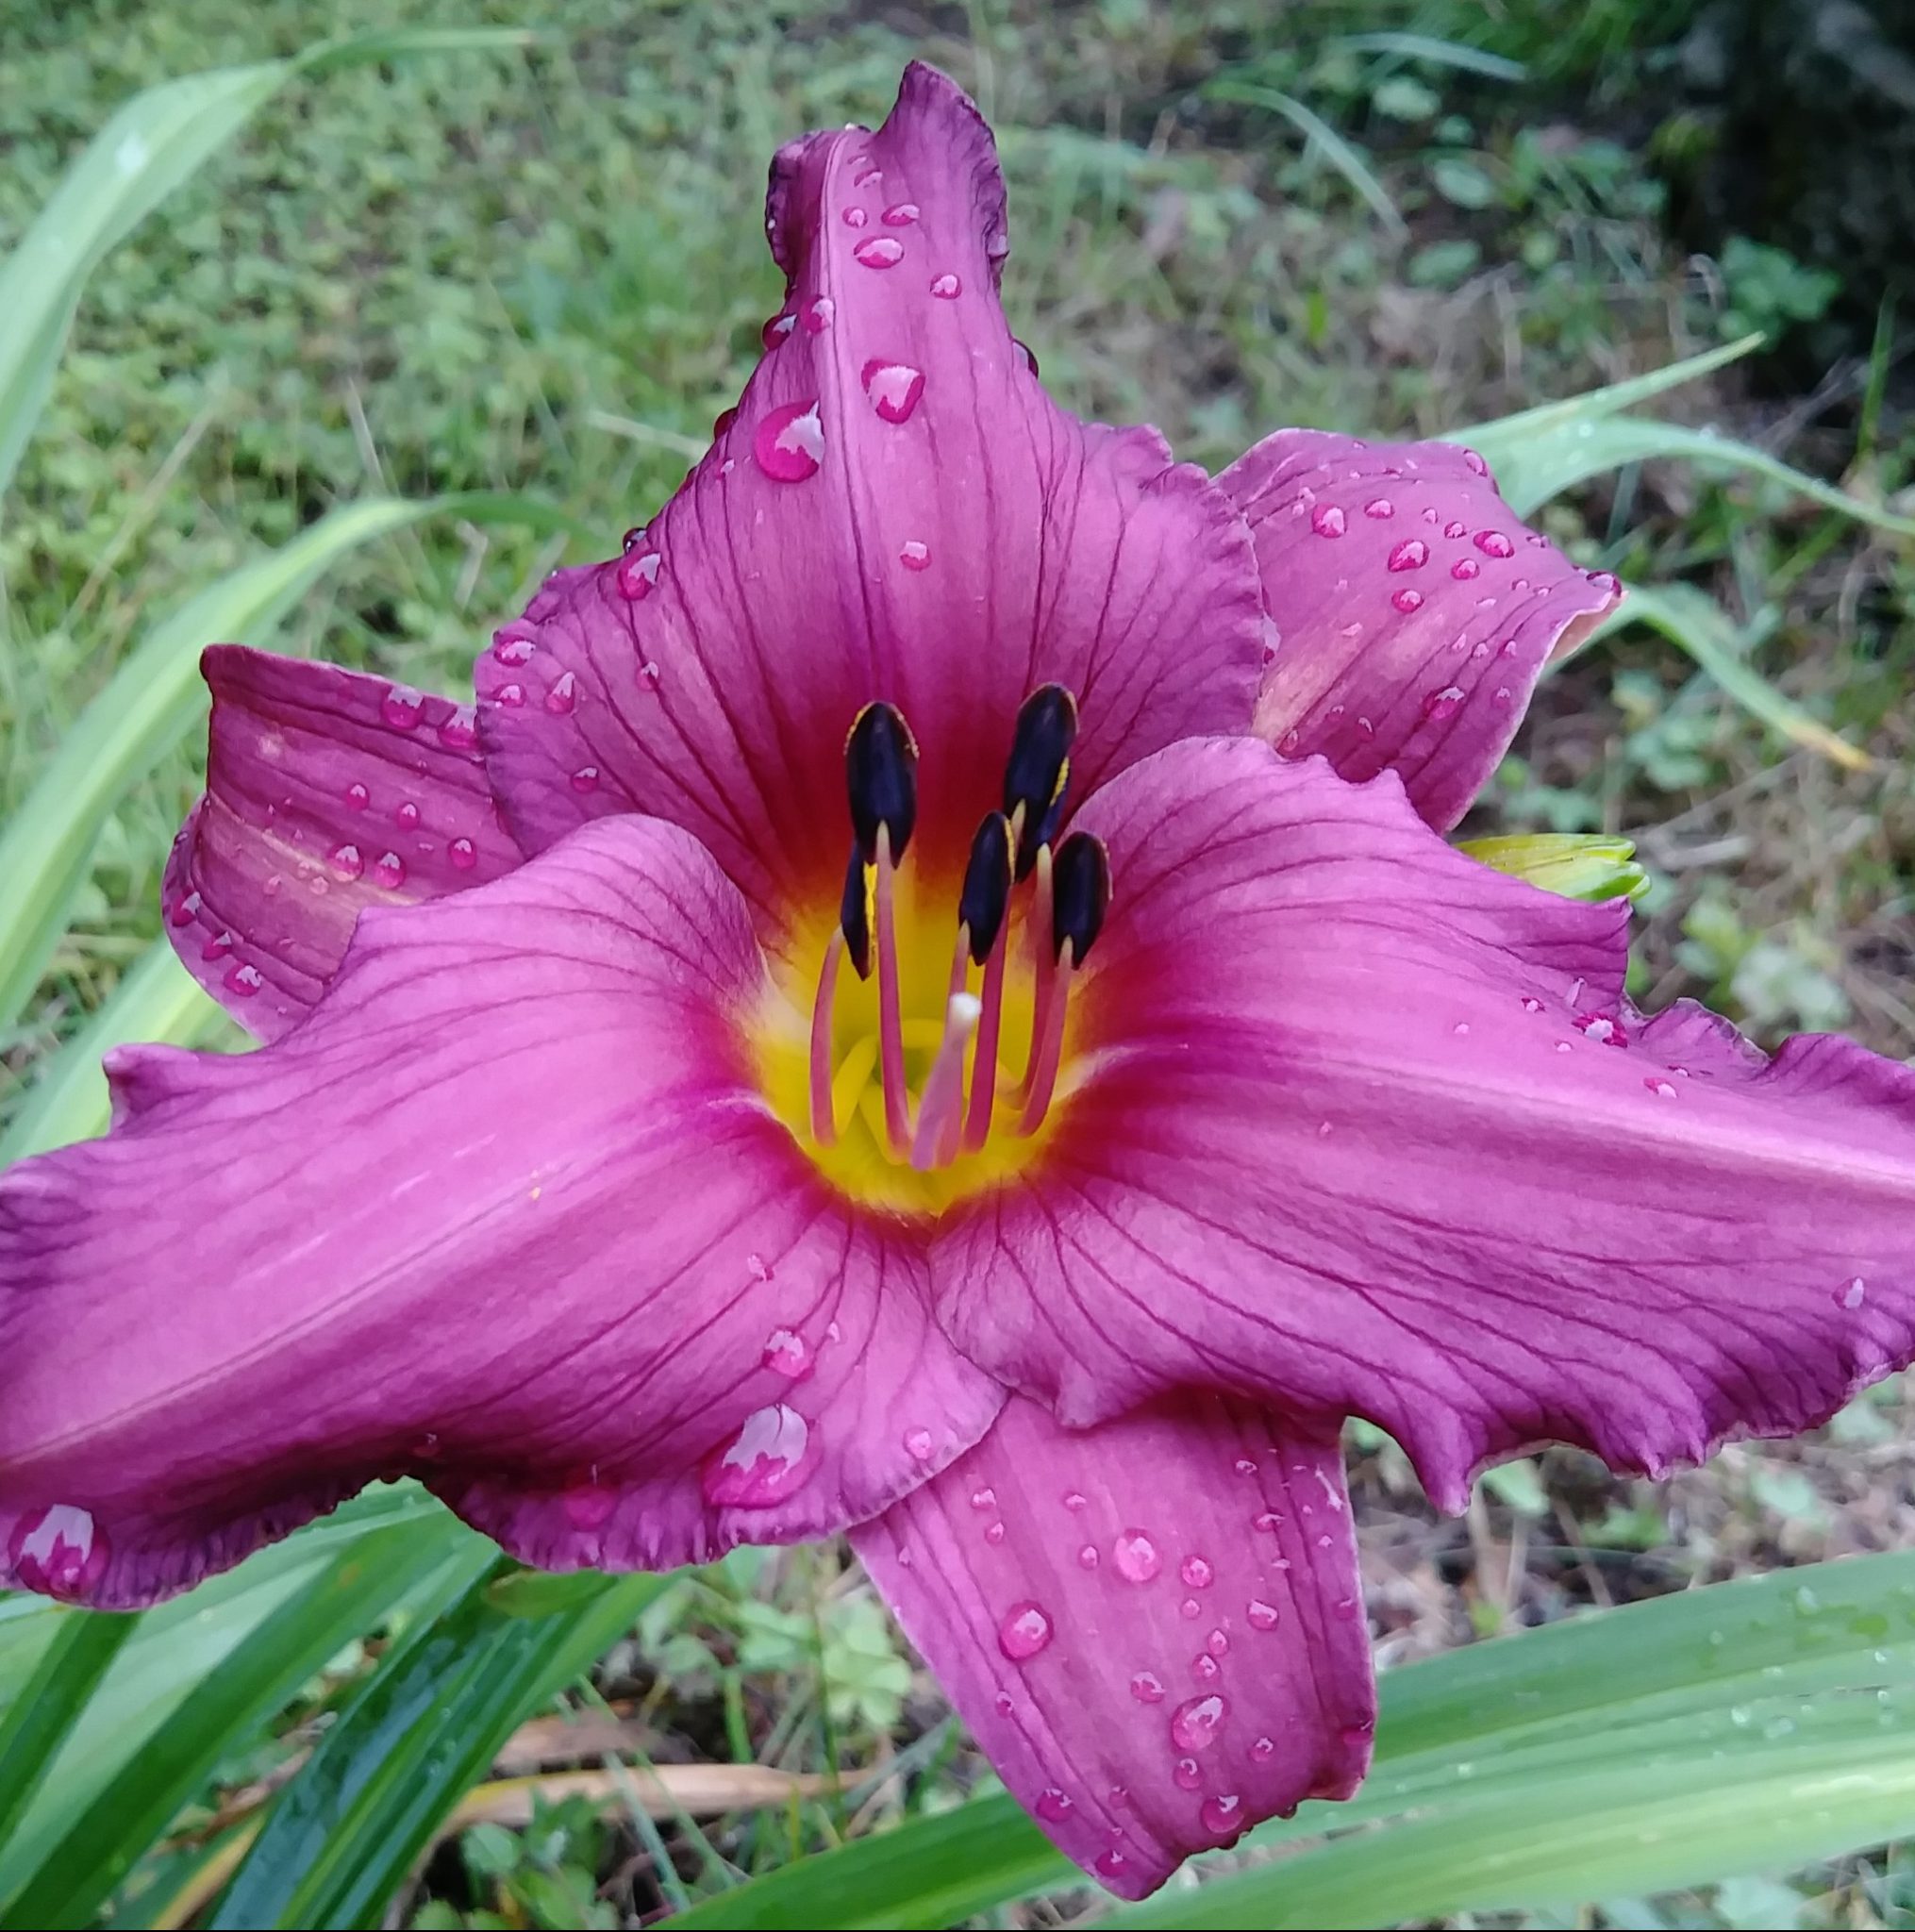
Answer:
[1207,81,1406,237]
[0,489,564,1038]
[1328,31,1526,80]
[1451,335,1764,443]
[0,943,225,1163]
[0,1610,141,1848]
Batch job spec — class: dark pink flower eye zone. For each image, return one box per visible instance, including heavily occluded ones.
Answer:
[3,60,1912,1907]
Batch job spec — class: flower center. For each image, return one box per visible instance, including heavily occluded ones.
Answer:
[755,688,1110,1215]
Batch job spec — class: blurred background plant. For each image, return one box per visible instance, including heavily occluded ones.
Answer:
[1,1,1912,1926]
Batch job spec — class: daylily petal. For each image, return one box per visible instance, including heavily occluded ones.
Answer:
[1217,431,1618,830]
[475,63,1262,946]
[163,646,520,1039]
[852,1392,1373,1900]
[935,737,1915,1511]
[2,816,1000,1607]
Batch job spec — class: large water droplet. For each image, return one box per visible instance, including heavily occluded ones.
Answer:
[381,684,425,730]
[1443,519,1467,539]
[328,843,365,882]
[1386,539,1429,573]
[224,963,262,996]
[570,766,600,794]
[898,540,931,572]
[1180,1554,1215,1590]
[1113,1530,1161,1583]
[1170,1692,1227,1751]
[1093,1849,1129,1881]
[1574,1011,1626,1047]
[998,1601,1054,1662]
[1391,587,1424,613]
[8,1505,105,1600]
[1363,497,1394,520]
[492,630,536,666]
[1131,1671,1166,1704]
[804,296,836,334]
[754,400,825,482]
[841,206,868,228]
[439,706,478,752]
[545,672,578,715]
[761,1328,813,1378]
[492,682,525,708]
[1423,686,1465,723]
[169,889,202,928]
[1309,503,1346,539]
[929,271,962,298]
[616,549,662,602]
[970,1486,997,1511]
[1172,1757,1202,1791]
[1200,1793,1243,1838]
[853,235,905,269]
[861,358,925,424]
[1462,447,1490,476]
[1474,528,1515,558]
[1451,557,1481,580]
[703,1404,814,1507]
[1247,1598,1280,1630]
[373,850,407,891]
[882,201,920,225]
[1035,1787,1074,1823]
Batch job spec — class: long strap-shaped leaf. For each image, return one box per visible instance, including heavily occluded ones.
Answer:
[0,28,533,508]
[0,1517,477,1929]
[210,1568,667,1929]
[667,1549,1915,1929]
[0,1610,141,1851]
[0,488,571,1038]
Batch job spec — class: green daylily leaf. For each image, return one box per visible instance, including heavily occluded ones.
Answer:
[1457,833,1648,903]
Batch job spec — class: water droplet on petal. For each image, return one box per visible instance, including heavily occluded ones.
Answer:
[1451,557,1481,580]
[1588,569,1622,596]
[1842,1276,1868,1309]
[1094,1849,1129,1881]
[394,801,422,830]
[545,672,578,715]
[1521,995,1544,1014]
[760,310,797,349]
[985,1521,1007,1545]
[994,1690,1015,1717]
[493,630,535,666]
[616,549,662,601]
[1463,447,1490,476]
[1036,1787,1074,1823]
[861,358,925,424]
[1131,1671,1166,1704]
[1247,1600,1282,1632]
[898,540,931,571]
[904,1426,935,1462]
[381,684,425,730]
[998,1601,1054,1661]
[562,1480,618,1529]
[1207,1627,1230,1657]
[1062,1490,1088,1512]
[1309,503,1346,539]
[1171,1693,1227,1752]
[929,271,962,298]
[1191,1651,1221,1683]
[8,1505,106,1600]
[373,851,407,890]
[761,1328,813,1378]
[703,1404,814,1507]
[841,206,868,228]
[1253,1510,1283,1533]
[224,962,262,996]
[1113,1530,1161,1583]
[1173,1757,1203,1790]
[1574,1012,1626,1047]
[1251,1735,1275,1763]
[853,235,905,269]
[1363,497,1394,519]
[803,295,835,334]
[345,781,371,811]
[1391,587,1424,613]
[439,706,478,751]
[1424,686,1465,723]
[1200,1794,1243,1838]
[1014,338,1041,375]
[168,890,201,928]
[570,766,600,793]
[882,201,920,225]
[493,682,525,708]
[970,1486,997,1511]
[1474,528,1515,558]
[1386,539,1429,573]
[329,842,364,882]
[1234,1457,1257,1476]
[754,399,825,482]
[1643,1075,1677,1099]
[1180,1554,1215,1590]
[1444,519,1468,539]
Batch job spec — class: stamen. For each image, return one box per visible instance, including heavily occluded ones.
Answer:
[1012,841,1057,1108]
[958,811,1013,963]
[839,846,874,979]
[874,824,909,1152]
[1018,943,1074,1135]
[962,911,1010,1153]
[808,929,844,1144]
[846,701,919,863]
[1019,833,1110,1137]
[911,992,983,1170]
[1002,685,1077,879]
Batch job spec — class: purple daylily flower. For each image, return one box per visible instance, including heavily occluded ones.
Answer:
[4,63,1914,1899]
